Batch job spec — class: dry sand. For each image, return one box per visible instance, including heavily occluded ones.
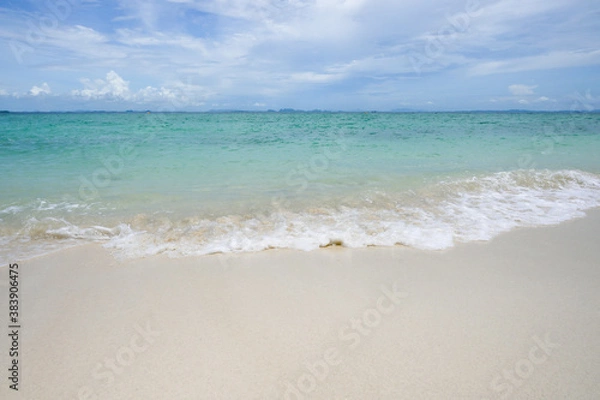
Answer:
[1,210,600,399]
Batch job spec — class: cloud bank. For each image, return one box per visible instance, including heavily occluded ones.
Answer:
[0,0,598,110]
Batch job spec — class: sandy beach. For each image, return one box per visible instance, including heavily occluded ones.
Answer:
[2,209,600,399]
[2,0,599,397]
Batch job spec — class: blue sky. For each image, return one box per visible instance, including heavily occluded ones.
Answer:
[1,0,599,111]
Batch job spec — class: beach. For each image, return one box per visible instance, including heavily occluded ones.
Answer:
[1,112,599,398]
[2,0,599,396]
[2,209,599,399]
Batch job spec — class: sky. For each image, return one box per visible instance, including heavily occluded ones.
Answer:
[0,0,599,111]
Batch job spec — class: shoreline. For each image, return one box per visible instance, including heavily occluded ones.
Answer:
[4,166,600,262]
[1,210,599,398]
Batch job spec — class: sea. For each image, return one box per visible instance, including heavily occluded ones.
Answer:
[1,111,599,262]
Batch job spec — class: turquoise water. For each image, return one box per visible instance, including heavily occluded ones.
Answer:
[1,112,599,260]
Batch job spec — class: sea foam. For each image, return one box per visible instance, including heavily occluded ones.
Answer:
[3,169,600,261]
[101,169,600,258]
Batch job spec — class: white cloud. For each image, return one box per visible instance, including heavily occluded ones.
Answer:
[508,84,537,96]
[29,83,51,96]
[116,29,208,53]
[42,25,115,59]
[114,0,161,29]
[72,71,131,100]
[470,49,600,76]
[135,80,210,106]
[568,90,599,110]
[0,88,7,96]
[1,0,598,111]
[289,72,343,84]
[70,71,210,107]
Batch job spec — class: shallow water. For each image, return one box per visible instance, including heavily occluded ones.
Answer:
[1,112,599,260]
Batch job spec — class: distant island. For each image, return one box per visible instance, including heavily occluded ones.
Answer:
[0,109,598,114]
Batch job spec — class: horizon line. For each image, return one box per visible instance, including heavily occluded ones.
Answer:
[2,109,599,114]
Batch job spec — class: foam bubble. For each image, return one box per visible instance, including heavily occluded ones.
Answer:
[0,205,24,215]
[3,169,600,261]
[98,170,600,258]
